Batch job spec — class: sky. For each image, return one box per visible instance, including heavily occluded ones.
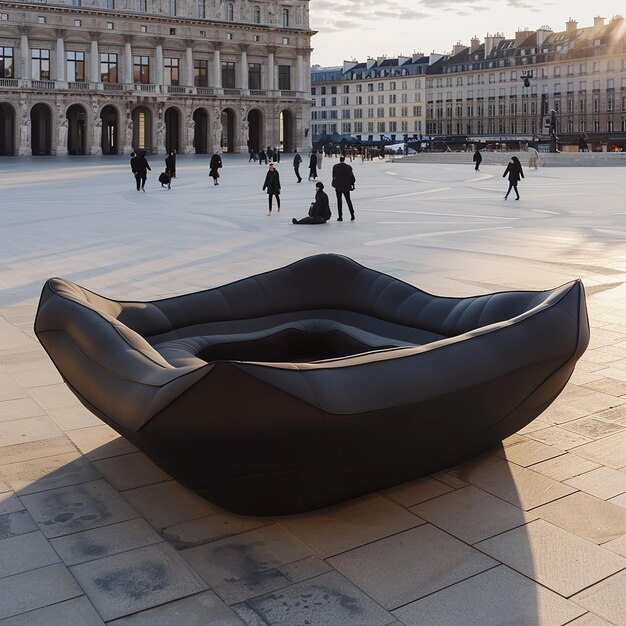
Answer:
[309,0,626,66]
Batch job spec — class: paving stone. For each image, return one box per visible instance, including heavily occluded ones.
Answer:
[448,454,576,510]
[0,416,63,447]
[47,405,102,430]
[564,613,614,626]
[107,591,245,625]
[561,416,626,439]
[530,453,601,482]
[573,431,626,469]
[430,471,468,489]
[70,542,207,621]
[572,570,626,625]
[66,425,137,461]
[243,572,395,626]
[382,476,454,507]
[563,391,626,414]
[410,485,537,544]
[526,425,593,450]
[393,564,586,626]
[181,525,311,588]
[588,404,626,421]
[565,466,626,500]
[0,563,83,620]
[0,493,23,516]
[0,596,104,626]
[92,452,169,491]
[475,519,626,597]
[494,438,564,466]
[0,452,101,495]
[50,518,163,566]
[278,557,333,584]
[0,436,77,467]
[161,513,270,550]
[0,398,45,423]
[328,524,496,610]
[214,569,292,605]
[533,491,626,544]
[609,492,626,509]
[0,510,38,540]
[27,384,80,411]
[123,481,220,531]
[0,531,59,578]
[278,494,425,558]
[21,479,139,539]
[539,403,594,425]
[8,368,63,390]
[602,533,626,558]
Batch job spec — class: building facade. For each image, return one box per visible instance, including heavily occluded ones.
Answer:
[0,0,313,156]
[310,55,434,144]
[425,16,626,149]
[310,16,626,150]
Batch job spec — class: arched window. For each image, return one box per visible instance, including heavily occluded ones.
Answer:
[226,1,234,20]
[253,5,261,23]
[282,8,289,27]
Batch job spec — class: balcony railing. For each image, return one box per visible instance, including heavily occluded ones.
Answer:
[167,85,188,95]
[103,82,127,91]
[249,89,268,96]
[136,83,157,93]
[223,88,241,96]
[0,78,18,88]
[280,90,296,97]
[31,80,55,90]
[68,81,90,90]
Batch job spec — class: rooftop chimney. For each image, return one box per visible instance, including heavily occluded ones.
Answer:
[515,29,530,45]
[470,36,480,52]
[593,15,605,28]
[411,52,424,62]
[366,58,376,69]
[536,26,552,47]
[484,32,505,57]
[452,42,467,55]
[343,60,358,73]
[565,18,577,34]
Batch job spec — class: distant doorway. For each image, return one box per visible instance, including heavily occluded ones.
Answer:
[101,105,118,154]
[193,108,209,154]
[279,109,294,152]
[220,108,236,152]
[0,103,15,155]
[247,109,262,152]
[132,106,152,152]
[31,103,52,155]
[67,104,87,155]
[164,107,180,152]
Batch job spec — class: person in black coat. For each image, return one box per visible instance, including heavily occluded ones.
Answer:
[331,156,356,221]
[262,162,281,215]
[209,153,222,185]
[165,149,176,178]
[292,182,331,224]
[503,156,524,200]
[472,148,482,171]
[132,151,151,192]
[293,149,302,183]
[308,151,318,180]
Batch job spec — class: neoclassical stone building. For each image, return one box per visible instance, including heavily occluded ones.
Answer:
[0,0,313,155]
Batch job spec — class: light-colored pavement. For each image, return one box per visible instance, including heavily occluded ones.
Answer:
[0,154,625,625]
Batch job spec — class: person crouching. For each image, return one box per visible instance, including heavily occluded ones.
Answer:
[292,182,331,224]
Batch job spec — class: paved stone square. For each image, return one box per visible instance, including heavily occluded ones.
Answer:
[0,154,625,624]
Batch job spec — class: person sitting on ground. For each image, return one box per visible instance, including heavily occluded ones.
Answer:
[292,182,331,224]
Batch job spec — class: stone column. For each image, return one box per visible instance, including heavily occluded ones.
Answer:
[89,34,100,83]
[239,44,248,90]
[55,30,66,82]
[213,43,222,89]
[296,49,304,92]
[185,41,194,86]
[267,46,276,91]
[123,35,133,84]
[154,37,164,88]
[18,26,30,80]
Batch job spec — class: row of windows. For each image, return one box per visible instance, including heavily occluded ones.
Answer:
[0,47,291,87]
[312,121,424,134]
[426,119,626,135]
[312,106,423,120]
[313,93,420,107]
[311,80,422,95]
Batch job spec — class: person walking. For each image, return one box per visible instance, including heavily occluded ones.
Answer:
[262,162,281,215]
[130,151,140,190]
[308,151,318,180]
[472,148,482,171]
[293,149,302,183]
[503,156,524,200]
[331,155,356,221]
[209,152,222,185]
[292,182,331,224]
[133,151,151,192]
[165,149,176,178]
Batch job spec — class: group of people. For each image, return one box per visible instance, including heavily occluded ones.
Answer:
[130,150,177,191]
[260,150,356,223]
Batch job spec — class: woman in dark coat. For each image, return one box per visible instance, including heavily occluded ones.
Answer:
[308,151,318,180]
[133,151,151,192]
[262,162,281,215]
[503,156,524,200]
[209,153,222,185]
[165,150,176,178]
[292,182,331,224]
[472,148,482,171]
